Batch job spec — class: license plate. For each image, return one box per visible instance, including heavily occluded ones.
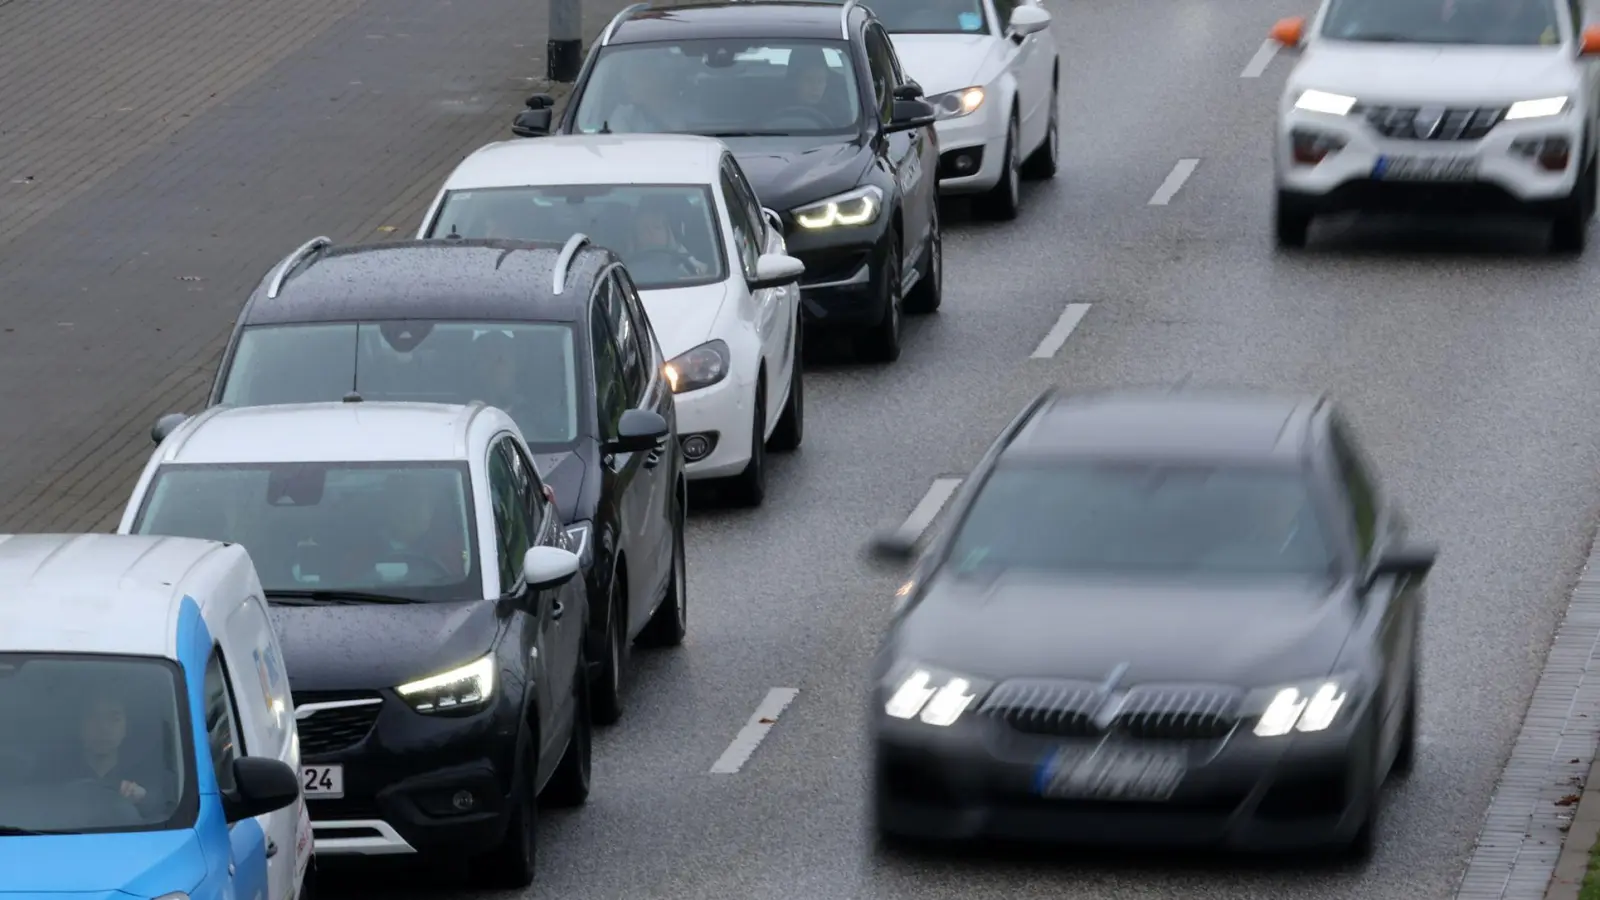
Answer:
[1035,745,1185,801]
[301,765,344,799]
[1373,155,1477,182]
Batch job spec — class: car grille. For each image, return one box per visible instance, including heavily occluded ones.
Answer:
[293,690,384,756]
[1358,104,1505,141]
[977,679,1243,741]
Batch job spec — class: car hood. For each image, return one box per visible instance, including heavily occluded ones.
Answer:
[721,135,873,213]
[1291,42,1578,105]
[895,572,1354,687]
[0,829,205,897]
[268,599,501,691]
[889,33,1002,97]
[639,282,730,359]
[532,448,588,523]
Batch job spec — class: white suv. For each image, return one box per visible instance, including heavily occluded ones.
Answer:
[1270,0,1600,253]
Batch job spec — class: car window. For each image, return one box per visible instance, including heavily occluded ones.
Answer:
[219,321,583,449]
[600,273,648,401]
[202,649,244,794]
[1320,0,1561,45]
[855,0,990,33]
[725,158,770,248]
[572,39,862,137]
[614,268,664,370]
[133,461,479,601]
[1329,419,1379,561]
[590,301,628,438]
[862,25,898,123]
[425,184,726,291]
[991,0,1019,30]
[504,438,547,537]
[719,168,761,275]
[945,462,1337,577]
[489,441,531,591]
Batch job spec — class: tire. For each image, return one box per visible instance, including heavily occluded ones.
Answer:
[902,203,942,315]
[1550,153,1594,254]
[724,394,767,507]
[590,584,626,726]
[638,496,687,648]
[541,648,592,808]
[1020,79,1059,180]
[478,734,538,888]
[1274,190,1312,249]
[1391,672,1418,779]
[856,235,903,363]
[977,113,1021,221]
[767,326,804,452]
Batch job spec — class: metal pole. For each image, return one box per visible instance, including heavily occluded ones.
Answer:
[547,0,582,82]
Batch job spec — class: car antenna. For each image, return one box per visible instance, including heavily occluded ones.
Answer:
[446,223,461,240]
[342,391,364,403]
[600,119,612,134]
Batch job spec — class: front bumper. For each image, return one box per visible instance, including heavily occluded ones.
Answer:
[294,689,521,858]
[872,707,1377,850]
[784,221,892,328]
[1276,105,1582,216]
[674,373,756,480]
[931,105,1007,194]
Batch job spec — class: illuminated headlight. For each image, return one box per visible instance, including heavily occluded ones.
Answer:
[1293,89,1357,116]
[793,185,883,229]
[397,655,496,713]
[1505,96,1570,120]
[1250,674,1357,737]
[564,520,592,566]
[662,339,729,394]
[929,86,985,119]
[882,664,990,726]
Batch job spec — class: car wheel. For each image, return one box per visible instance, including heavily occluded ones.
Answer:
[540,646,592,807]
[1390,671,1418,778]
[977,113,1021,221]
[725,393,767,507]
[478,733,538,887]
[903,203,942,315]
[590,584,626,726]
[767,326,804,452]
[1274,190,1312,249]
[1550,151,1594,254]
[638,496,687,647]
[856,234,903,363]
[1020,79,1059,180]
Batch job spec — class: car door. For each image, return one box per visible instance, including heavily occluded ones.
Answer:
[204,647,272,900]
[1002,0,1054,152]
[489,438,557,762]
[718,160,788,424]
[506,435,581,722]
[613,267,678,595]
[865,22,930,269]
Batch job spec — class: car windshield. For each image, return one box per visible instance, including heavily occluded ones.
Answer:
[945,462,1336,577]
[0,654,192,834]
[573,39,861,137]
[132,462,480,602]
[427,185,726,291]
[217,321,581,449]
[1320,0,1562,45]
[847,0,990,34]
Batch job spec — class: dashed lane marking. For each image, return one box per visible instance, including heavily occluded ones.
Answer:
[709,688,799,775]
[898,478,963,543]
[1240,39,1279,77]
[1148,158,1200,206]
[1030,303,1091,359]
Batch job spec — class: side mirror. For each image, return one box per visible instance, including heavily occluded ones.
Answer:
[604,408,669,455]
[522,545,581,590]
[1008,5,1052,37]
[749,253,805,290]
[1364,543,1438,591]
[893,82,923,101]
[867,527,919,563]
[223,757,301,824]
[1269,15,1306,48]
[511,95,555,138]
[151,412,189,445]
[886,98,937,134]
[1581,24,1600,55]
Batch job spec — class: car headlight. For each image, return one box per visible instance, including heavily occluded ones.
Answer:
[1249,673,1358,737]
[929,86,985,119]
[397,654,496,713]
[662,339,729,394]
[882,663,991,726]
[564,520,593,566]
[1506,96,1570,120]
[1293,89,1357,116]
[792,185,883,229]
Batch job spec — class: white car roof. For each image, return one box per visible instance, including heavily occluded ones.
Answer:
[155,401,513,465]
[0,534,246,657]
[441,134,729,190]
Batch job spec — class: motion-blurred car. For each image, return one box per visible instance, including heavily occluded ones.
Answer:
[808,0,1060,217]
[419,134,806,506]
[124,401,590,889]
[868,387,1437,858]
[1270,0,1600,253]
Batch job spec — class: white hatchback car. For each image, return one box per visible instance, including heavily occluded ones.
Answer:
[418,134,807,504]
[1270,0,1600,253]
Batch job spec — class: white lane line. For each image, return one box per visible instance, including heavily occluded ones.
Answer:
[1148,158,1200,206]
[710,688,799,774]
[898,478,963,542]
[1030,303,1091,359]
[1240,39,1278,77]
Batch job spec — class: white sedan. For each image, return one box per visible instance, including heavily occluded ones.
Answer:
[417,134,806,507]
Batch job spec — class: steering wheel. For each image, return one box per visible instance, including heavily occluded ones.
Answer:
[63,778,142,820]
[769,106,835,127]
[630,248,695,275]
[382,552,453,582]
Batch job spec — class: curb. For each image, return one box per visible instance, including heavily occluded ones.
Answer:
[1546,752,1600,899]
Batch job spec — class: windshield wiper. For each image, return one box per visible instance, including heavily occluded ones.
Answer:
[705,131,791,137]
[0,825,55,836]
[267,590,423,606]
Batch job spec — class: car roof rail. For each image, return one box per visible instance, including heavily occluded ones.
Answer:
[552,233,591,295]
[601,2,651,45]
[265,236,333,299]
[839,0,859,37]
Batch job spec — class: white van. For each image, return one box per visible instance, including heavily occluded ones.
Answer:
[0,533,312,900]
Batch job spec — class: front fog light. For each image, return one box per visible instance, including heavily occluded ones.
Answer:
[1513,136,1571,171]
[1291,128,1346,165]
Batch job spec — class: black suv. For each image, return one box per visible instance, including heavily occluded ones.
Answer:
[150,236,687,725]
[511,0,943,362]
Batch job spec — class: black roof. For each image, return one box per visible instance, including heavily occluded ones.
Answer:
[242,239,611,326]
[608,2,857,45]
[1004,388,1320,463]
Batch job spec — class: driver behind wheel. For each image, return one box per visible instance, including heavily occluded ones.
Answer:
[42,691,168,820]
[782,47,852,128]
[627,201,711,282]
[371,474,463,583]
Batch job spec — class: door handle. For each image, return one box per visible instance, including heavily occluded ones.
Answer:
[265,838,279,859]
[551,599,565,620]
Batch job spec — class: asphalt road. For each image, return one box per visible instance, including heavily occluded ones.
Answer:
[10,0,1600,897]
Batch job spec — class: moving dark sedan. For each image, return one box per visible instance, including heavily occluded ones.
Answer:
[868,387,1438,858]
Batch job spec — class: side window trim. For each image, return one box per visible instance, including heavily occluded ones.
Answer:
[589,297,627,438]
[602,268,648,402]
[204,646,247,803]
[508,437,550,539]
[718,165,760,274]
[488,438,525,592]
